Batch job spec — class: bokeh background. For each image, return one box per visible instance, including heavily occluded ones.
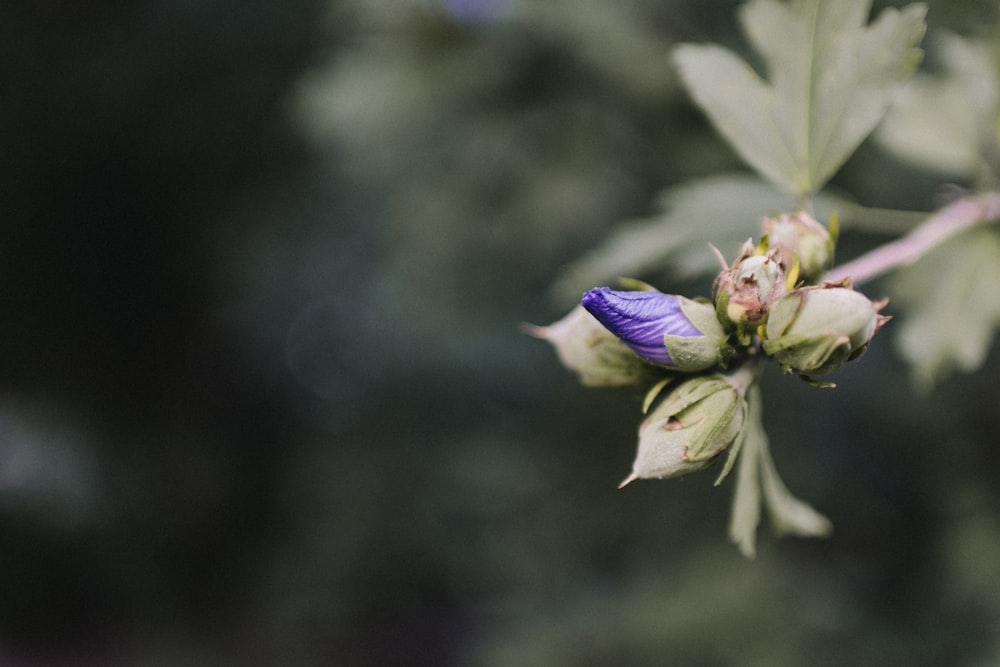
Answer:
[2,0,1000,665]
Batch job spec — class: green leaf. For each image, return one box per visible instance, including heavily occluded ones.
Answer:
[757,433,833,541]
[875,32,998,177]
[549,173,852,303]
[728,387,832,557]
[728,392,762,558]
[891,227,1000,388]
[674,0,926,198]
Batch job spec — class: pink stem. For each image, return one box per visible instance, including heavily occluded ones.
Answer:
[823,193,1000,286]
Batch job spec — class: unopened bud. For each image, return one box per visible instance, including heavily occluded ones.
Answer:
[714,240,788,343]
[619,373,748,485]
[762,281,889,377]
[524,306,659,387]
[582,287,733,372]
[761,211,835,283]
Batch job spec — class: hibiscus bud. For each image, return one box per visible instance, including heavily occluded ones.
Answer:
[619,373,748,485]
[762,281,890,378]
[761,211,836,283]
[714,240,788,342]
[581,287,732,372]
[523,306,660,387]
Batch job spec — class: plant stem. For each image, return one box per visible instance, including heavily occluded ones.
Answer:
[823,192,1000,286]
[725,356,762,397]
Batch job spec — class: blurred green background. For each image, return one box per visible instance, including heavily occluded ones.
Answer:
[2,0,1000,665]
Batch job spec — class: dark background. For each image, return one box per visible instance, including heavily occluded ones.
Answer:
[1,1,999,665]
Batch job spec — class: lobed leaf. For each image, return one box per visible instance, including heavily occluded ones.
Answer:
[675,0,926,198]
[875,32,998,177]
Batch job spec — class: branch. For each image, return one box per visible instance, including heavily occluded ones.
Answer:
[823,193,1000,286]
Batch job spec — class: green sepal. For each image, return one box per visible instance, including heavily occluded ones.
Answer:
[827,211,840,256]
[642,377,674,414]
[733,318,757,348]
[658,296,735,371]
[713,399,750,485]
[762,332,852,376]
[663,333,733,371]
[617,277,657,291]
[655,376,743,464]
[714,288,732,330]
[800,376,837,389]
[763,287,806,338]
[681,295,730,338]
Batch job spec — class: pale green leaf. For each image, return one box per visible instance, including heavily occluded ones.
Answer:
[550,173,853,303]
[728,389,763,558]
[675,0,926,197]
[875,32,998,177]
[728,387,832,557]
[757,436,833,539]
[892,227,1000,388]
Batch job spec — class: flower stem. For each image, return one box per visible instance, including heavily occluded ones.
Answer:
[725,357,761,397]
[823,192,1000,286]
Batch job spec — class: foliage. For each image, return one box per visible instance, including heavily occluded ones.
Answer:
[892,227,1000,387]
[538,0,1000,556]
[675,0,926,198]
[875,31,998,180]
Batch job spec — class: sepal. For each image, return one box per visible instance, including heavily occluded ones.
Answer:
[663,297,734,371]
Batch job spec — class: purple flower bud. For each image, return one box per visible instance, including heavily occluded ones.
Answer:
[581,288,703,366]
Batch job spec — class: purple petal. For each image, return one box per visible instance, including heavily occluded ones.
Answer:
[581,287,701,365]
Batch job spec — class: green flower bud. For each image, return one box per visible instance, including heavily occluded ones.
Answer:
[762,281,889,378]
[761,211,836,283]
[619,373,748,485]
[524,306,660,387]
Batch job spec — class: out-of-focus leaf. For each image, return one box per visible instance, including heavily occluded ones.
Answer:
[728,390,763,558]
[757,433,833,540]
[875,32,998,177]
[729,387,831,557]
[892,227,1000,388]
[675,0,926,197]
[550,173,853,303]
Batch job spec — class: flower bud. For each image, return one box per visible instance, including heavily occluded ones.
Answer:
[761,211,835,283]
[523,306,659,387]
[581,287,732,372]
[619,373,748,485]
[714,240,788,342]
[762,281,890,377]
